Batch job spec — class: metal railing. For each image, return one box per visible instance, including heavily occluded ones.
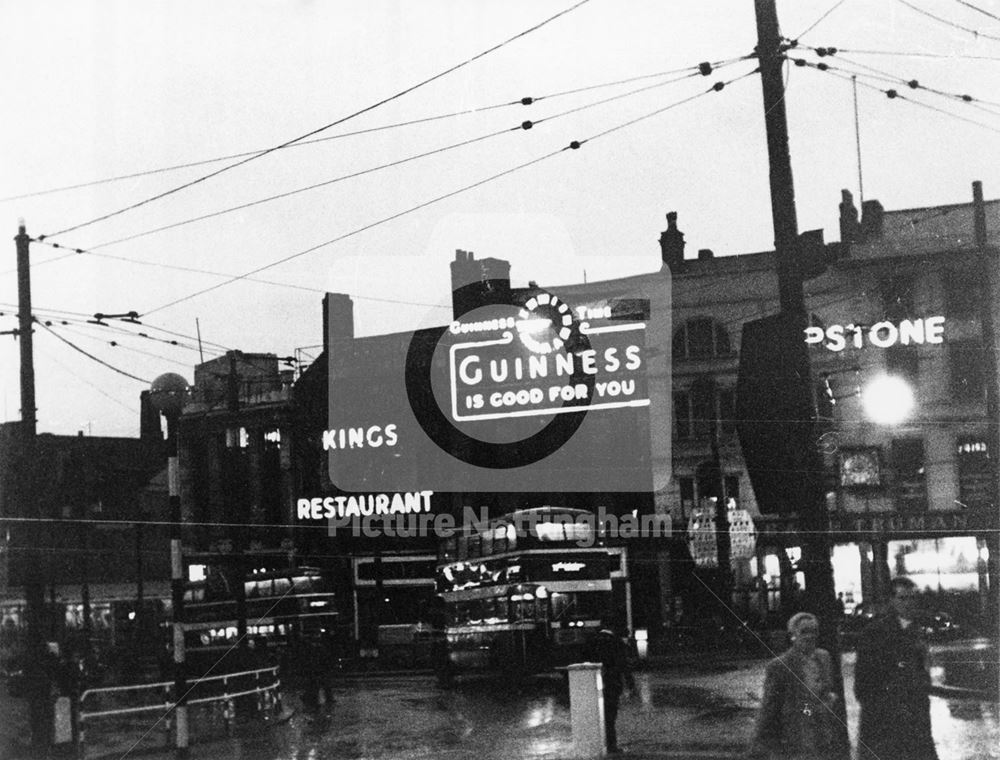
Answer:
[77,665,281,757]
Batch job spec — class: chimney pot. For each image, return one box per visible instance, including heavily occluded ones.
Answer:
[659,211,686,271]
[697,249,714,260]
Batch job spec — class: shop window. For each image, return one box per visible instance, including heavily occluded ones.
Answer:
[673,318,732,360]
[957,436,992,508]
[950,342,985,401]
[891,438,926,510]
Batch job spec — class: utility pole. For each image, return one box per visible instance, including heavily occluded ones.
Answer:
[972,181,1000,632]
[15,223,49,749]
[227,352,248,653]
[754,0,847,754]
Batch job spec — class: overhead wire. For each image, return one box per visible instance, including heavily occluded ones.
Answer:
[793,57,1000,134]
[36,320,152,383]
[0,57,737,205]
[792,0,849,40]
[36,345,141,416]
[140,68,756,317]
[801,44,1000,113]
[38,59,743,259]
[820,47,1000,61]
[891,0,1000,41]
[38,0,594,240]
[954,0,1000,23]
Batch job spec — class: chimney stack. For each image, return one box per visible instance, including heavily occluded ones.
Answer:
[659,211,686,271]
[450,249,511,319]
[860,199,884,241]
[839,189,860,244]
[323,293,355,356]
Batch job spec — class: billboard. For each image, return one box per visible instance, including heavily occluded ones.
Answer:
[327,274,670,494]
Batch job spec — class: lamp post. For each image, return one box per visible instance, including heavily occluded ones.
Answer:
[149,373,190,759]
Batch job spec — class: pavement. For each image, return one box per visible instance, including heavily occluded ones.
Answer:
[1,641,996,760]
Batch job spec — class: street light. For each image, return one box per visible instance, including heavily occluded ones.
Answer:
[149,372,190,759]
[861,374,915,425]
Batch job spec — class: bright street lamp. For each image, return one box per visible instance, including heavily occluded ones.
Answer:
[861,373,915,425]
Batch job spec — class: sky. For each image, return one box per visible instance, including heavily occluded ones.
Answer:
[2,0,1000,438]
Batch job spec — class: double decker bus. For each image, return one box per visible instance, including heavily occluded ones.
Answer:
[436,507,621,674]
[183,566,342,674]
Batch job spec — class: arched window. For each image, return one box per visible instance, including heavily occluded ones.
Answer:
[672,317,732,359]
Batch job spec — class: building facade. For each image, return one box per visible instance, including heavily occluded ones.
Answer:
[173,185,999,654]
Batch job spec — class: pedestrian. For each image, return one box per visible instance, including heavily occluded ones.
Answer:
[588,627,634,754]
[301,633,336,710]
[855,577,939,760]
[750,612,837,760]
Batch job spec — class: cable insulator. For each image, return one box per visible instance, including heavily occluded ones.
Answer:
[817,47,829,57]
[817,62,829,71]
[569,141,581,150]
[45,321,52,326]
[794,58,807,67]
[908,80,919,89]
[521,97,533,105]
[110,341,118,347]
[521,121,533,130]
[712,81,726,92]
[38,235,46,241]
[962,94,973,102]
[52,243,61,248]
[887,89,898,99]
[698,62,713,76]
[827,46,837,55]
[75,249,83,254]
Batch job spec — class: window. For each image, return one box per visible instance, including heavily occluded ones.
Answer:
[673,318,732,359]
[950,342,985,401]
[674,392,691,439]
[957,436,992,508]
[675,384,736,439]
[891,438,926,510]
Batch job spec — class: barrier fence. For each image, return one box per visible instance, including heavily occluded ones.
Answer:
[76,665,281,757]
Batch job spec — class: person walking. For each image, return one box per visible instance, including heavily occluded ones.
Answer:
[855,577,939,760]
[589,627,634,754]
[750,612,838,760]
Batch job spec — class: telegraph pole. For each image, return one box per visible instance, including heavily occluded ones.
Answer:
[14,223,50,749]
[972,181,1000,632]
[754,0,847,753]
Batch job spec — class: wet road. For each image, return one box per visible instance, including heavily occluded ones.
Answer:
[6,641,997,759]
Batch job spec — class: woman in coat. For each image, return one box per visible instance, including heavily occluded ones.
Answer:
[750,612,838,760]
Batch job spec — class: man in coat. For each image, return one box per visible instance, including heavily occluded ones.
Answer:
[855,577,939,760]
[589,628,634,754]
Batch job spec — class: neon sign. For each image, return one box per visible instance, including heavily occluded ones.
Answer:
[804,316,945,352]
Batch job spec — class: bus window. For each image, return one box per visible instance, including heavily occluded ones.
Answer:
[466,534,482,560]
[272,577,291,597]
[440,536,457,561]
[481,531,493,558]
